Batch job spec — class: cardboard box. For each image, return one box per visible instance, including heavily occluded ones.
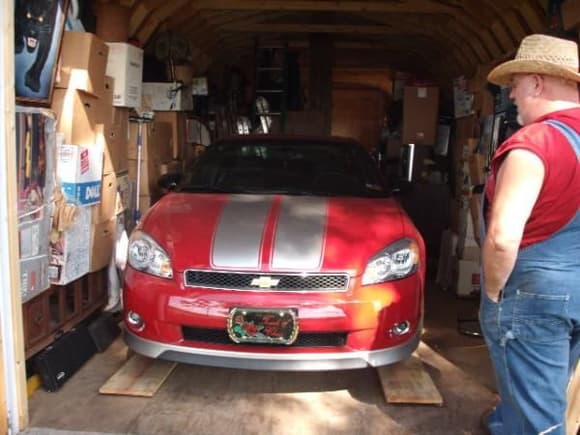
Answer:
[90,216,116,272]
[49,206,91,285]
[52,88,98,145]
[57,144,104,206]
[20,255,50,303]
[456,259,481,297]
[402,86,439,145]
[154,111,186,160]
[128,121,173,162]
[96,76,115,126]
[105,43,143,108]
[128,158,158,196]
[56,31,109,98]
[96,123,128,175]
[142,82,193,111]
[92,173,118,224]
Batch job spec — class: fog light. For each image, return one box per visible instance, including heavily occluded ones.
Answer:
[127,310,144,330]
[391,321,411,336]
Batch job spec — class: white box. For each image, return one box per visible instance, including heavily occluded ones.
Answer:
[142,82,193,111]
[49,206,91,285]
[456,259,481,297]
[57,144,104,206]
[21,255,50,303]
[191,77,208,96]
[105,43,143,108]
[18,213,51,260]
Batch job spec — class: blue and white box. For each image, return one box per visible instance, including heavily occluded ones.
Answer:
[57,144,103,206]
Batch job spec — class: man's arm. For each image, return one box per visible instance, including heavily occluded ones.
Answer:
[482,149,545,300]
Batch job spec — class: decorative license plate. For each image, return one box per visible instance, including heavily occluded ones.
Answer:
[227,308,299,345]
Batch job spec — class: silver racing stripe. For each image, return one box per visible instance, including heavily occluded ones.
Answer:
[212,194,272,269]
[272,196,327,270]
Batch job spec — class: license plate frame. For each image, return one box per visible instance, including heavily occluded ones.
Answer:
[227,307,299,345]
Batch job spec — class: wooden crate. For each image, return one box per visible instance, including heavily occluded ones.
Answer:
[23,268,108,359]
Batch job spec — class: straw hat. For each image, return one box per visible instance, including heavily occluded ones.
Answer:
[487,34,580,86]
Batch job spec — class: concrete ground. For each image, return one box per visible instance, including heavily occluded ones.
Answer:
[23,282,497,435]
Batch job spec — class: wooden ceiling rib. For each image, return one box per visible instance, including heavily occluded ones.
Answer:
[117,0,548,80]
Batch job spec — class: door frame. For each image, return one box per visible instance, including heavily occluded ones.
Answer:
[1,0,30,432]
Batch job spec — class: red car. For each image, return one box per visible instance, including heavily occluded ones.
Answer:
[123,135,426,371]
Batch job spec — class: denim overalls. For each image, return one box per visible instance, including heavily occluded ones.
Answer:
[479,119,580,435]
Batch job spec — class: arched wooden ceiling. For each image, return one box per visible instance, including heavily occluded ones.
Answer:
[98,0,548,81]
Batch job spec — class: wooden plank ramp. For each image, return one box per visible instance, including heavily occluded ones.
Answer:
[377,351,444,406]
[566,360,580,435]
[99,353,177,397]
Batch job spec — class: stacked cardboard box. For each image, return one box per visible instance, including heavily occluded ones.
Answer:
[402,86,439,145]
[51,31,135,283]
[154,111,187,161]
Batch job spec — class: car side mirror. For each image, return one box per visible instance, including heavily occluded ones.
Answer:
[391,181,413,196]
[158,173,181,192]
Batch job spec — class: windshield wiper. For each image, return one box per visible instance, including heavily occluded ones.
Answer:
[179,185,242,193]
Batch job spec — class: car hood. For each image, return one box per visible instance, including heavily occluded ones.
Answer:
[141,193,406,274]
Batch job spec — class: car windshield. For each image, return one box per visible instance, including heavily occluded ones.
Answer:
[179,139,390,197]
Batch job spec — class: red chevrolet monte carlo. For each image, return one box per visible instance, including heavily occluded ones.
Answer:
[123,135,426,371]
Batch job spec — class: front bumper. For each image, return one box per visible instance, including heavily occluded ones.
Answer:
[124,319,422,371]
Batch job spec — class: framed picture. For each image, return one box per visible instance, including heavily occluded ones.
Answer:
[14,0,69,106]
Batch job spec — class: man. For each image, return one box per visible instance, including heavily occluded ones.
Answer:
[481,34,580,434]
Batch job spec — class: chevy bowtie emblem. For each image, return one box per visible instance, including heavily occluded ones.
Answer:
[250,276,280,288]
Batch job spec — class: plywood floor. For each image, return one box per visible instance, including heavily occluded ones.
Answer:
[24,288,496,435]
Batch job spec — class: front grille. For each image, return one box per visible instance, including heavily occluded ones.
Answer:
[182,326,347,348]
[184,270,349,292]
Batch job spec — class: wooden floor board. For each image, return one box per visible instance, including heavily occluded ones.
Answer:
[566,361,580,435]
[377,352,443,406]
[99,354,177,397]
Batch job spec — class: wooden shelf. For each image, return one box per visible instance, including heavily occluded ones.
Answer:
[22,268,108,359]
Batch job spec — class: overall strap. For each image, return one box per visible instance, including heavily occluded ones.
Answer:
[544,119,580,159]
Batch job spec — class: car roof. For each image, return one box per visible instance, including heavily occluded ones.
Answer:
[213,134,360,147]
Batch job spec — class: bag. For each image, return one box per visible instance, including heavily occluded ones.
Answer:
[33,325,97,392]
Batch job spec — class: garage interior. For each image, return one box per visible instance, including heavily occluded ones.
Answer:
[4,0,580,434]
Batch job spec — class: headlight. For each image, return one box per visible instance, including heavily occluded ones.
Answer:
[128,230,173,279]
[362,238,419,285]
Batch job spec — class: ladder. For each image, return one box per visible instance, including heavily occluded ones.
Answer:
[254,40,288,134]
